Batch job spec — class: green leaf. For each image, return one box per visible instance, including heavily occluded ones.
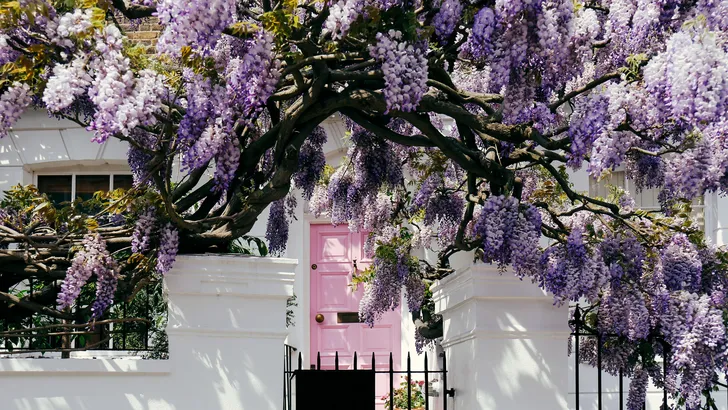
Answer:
[260,10,291,42]
[228,21,259,37]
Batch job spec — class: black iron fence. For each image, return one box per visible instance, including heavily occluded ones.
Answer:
[0,279,165,354]
[284,348,454,410]
[284,344,297,410]
[571,306,728,410]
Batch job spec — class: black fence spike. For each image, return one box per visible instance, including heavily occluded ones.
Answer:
[317,351,321,371]
[407,352,412,410]
[443,351,449,410]
[353,351,358,370]
[335,351,339,370]
[424,352,430,410]
[619,368,624,410]
[390,352,395,410]
[597,334,603,410]
[575,307,580,410]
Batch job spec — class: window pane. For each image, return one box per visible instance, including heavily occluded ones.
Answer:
[113,175,134,191]
[37,175,72,205]
[589,171,625,199]
[76,175,110,201]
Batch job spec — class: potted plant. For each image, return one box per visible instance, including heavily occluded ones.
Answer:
[382,377,427,410]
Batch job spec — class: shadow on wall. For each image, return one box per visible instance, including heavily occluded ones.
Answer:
[2,326,285,410]
[438,270,570,410]
[2,358,174,410]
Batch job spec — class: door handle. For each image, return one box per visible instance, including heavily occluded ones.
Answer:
[315,314,325,323]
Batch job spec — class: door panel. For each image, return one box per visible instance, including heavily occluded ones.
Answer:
[310,224,401,408]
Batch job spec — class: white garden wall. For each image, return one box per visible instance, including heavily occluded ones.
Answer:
[0,255,295,410]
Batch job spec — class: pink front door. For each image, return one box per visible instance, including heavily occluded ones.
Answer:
[310,224,401,404]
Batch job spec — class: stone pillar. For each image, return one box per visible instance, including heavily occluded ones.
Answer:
[165,255,296,410]
[431,263,569,410]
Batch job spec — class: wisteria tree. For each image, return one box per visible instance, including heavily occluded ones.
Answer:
[1,0,728,407]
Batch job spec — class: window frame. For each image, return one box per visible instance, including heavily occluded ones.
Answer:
[588,170,707,233]
[34,171,133,200]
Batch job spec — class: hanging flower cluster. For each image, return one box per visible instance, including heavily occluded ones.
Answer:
[57,233,119,317]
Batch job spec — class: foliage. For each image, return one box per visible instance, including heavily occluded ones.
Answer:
[382,377,427,410]
[0,184,167,354]
[229,236,269,257]
[286,293,297,328]
[0,0,728,406]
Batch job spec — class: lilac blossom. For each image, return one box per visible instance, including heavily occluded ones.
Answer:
[293,126,327,200]
[324,0,363,40]
[369,30,428,113]
[432,0,463,42]
[472,196,542,278]
[156,223,179,275]
[57,233,118,311]
[132,208,156,254]
[660,234,702,292]
[464,7,495,60]
[0,82,32,135]
[226,31,281,128]
[42,57,92,112]
[627,367,648,410]
[643,29,728,126]
[266,198,289,256]
[156,0,236,56]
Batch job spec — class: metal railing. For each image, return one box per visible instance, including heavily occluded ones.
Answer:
[283,344,297,410]
[571,305,727,410]
[0,279,164,355]
[284,349,454,410]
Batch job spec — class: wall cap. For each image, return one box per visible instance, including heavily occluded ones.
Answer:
[441,329,572,348]
[166,254,296,298]
[174,254,298,266]
[432,263,551,314]
[0,358,171,375]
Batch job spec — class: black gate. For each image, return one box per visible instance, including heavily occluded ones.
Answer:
[571,306,728,410]
[284,348,454,410]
